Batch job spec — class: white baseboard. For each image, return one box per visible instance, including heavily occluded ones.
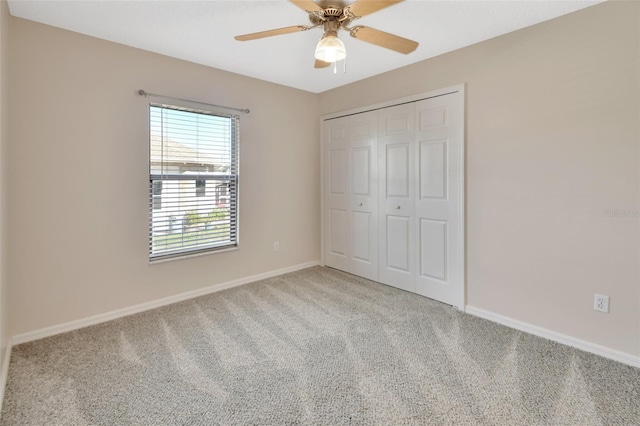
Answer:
[0,340,11,418]
[12,261,320,346]
[465,306,640,369]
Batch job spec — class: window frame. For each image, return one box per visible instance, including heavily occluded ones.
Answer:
[148,100,240,263]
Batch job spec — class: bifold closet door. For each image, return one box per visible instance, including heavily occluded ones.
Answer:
[323,117,349,272]
[324,88,464,308]
[414,93,462,305]
[378,103,416,292]
[323,112,378,280]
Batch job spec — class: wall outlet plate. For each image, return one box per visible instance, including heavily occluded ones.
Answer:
[594,294,609,313]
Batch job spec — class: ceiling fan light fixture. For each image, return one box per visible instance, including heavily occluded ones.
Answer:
[314,32,346,63]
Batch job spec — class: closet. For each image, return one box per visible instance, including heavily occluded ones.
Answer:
[322,86,464,308]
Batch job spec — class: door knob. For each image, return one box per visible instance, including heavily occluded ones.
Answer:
[397,205,401,210]
[359,202,363,207]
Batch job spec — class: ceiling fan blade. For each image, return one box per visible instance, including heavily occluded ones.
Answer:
[350,26,418,54]
[290,0,322,13]
[315,59,331,68]
[235,26,309,41]
[346,0,404,18]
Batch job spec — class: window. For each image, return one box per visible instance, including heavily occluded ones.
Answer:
[152,181,162,210]
[195,179,206,197]
[149,103,239,261]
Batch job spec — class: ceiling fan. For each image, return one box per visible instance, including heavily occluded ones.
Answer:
[234,0,419,69]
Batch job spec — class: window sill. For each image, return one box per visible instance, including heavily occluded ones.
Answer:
[149,245,239,265]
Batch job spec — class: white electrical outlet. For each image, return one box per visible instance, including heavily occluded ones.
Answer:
[594,294,609,313]
[273,241,280,252]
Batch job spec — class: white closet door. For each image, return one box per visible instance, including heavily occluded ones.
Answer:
[414,93,462,306]
[349,111,378,281]
[323,117,349,272]
[378,103,415,292]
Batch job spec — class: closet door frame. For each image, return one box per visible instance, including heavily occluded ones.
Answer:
[320,84,466,310]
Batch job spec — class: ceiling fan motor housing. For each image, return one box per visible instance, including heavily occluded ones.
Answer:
[308,6,353,27]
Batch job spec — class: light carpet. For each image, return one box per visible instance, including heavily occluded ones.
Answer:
[1,266,639,425]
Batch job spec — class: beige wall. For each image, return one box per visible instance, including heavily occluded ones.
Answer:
[7,17,320,336]
[4,1,639,359]
[0,0,9,364]
[320,1,640,356]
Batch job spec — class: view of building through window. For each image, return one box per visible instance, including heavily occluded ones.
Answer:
[149,104,238,260]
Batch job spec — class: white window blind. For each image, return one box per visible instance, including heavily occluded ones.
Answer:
[149,103,239,261]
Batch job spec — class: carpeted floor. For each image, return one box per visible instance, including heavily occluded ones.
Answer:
[1,266,639,425]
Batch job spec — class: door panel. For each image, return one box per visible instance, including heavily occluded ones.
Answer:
[419,139,447,200]
[386,215,411,271]
[329,209,347,256]
[349,111,378,281]
[419,218,447,280]
[384,116,411,135]
[329,150,347,194]
[323,111,378,280]
[386,144,411,198]
[351,211,370,261]
[351,147,370,195]
[418,106,447,129]
[324,117,349,271]
[378,103,415,292]
[414,94,462,306]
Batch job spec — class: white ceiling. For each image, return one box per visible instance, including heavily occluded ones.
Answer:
[8,0,603,93]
